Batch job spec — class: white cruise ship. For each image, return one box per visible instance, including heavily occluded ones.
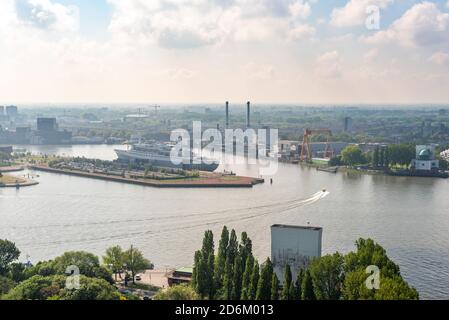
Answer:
[115,143,219,172]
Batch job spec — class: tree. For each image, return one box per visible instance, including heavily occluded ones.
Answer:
[256,258,273,300]
[221,255,233,300]
[192,251,201,291]
[231,255,243,300]
[372,147,380,168]
[249,260,259,300]
[342,238,417,300]
[301,270,315,300]
[240,256,254,300]
[341,145,366,166]
[0,239,21,276]
[3,275,120,300]
[270,273,279,300]
[214,226,229,289]
[282,264,293,300]
[309,253,344,300]
[239,232,252,271]
[9,262,26,283]
[227,230,238,267]
[387,144,415,167]
[103,246,124,281]
[0,275,15,296]
[52,251,113,284]
[153,284,199,300]
[123,245,150,285]
[295,269,304,300]
[374,277,418,300]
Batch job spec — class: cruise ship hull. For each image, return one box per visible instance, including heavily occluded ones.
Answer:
[115,149,219,172]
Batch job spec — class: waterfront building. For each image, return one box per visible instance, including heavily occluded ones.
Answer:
[271,224,322,284]
[35,117,72,144]
[167,267,193,287]
[411,145,439,172]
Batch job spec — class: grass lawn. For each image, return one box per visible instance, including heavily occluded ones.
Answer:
[0,174,26,185]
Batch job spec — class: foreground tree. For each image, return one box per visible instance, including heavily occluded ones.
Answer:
[240,256,254,300]
[282,264,293,300]
[256,258,273,300]
[270,273,279,300]
[3,275,120,300]
[301,270,315,300]
[309,253,345,300]
[153,284,199,300]
[0,239,20,276]
[103,246,124,281]
[249,260,260,300]
[294,269,304,299]
[0,275,15,296]
[123,246,151,285]
[342,238,418,300]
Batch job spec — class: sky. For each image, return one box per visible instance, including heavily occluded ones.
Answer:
[1,0,449,105]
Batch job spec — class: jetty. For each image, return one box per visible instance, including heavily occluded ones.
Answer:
[29,165,264,188]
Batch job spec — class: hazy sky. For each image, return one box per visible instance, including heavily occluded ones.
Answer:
[1,0,449,104]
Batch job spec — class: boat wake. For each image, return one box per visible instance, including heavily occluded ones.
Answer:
[21,190,331,248]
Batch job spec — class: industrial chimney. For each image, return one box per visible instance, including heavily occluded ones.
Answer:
[225,101,229,128]
[246,101,251,128]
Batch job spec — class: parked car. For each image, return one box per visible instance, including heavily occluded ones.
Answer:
[135,274,142,281]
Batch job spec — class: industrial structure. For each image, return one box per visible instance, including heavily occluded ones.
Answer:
[246,101,251,128]
[271,224,323,284]
[300,128,334,162]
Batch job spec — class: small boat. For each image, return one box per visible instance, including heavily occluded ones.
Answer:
[317,166,338,173]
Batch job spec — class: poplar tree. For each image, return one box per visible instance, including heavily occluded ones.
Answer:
[295,269,305,300]
[215,226,229,289]
[249,260,259,300]
[222,255,233,300]
[256,258,273,300]
[302,269,316,300]
[240,256,254,300]
[231,255,243,300]
[282,264,293,300]
[270,273,279,300]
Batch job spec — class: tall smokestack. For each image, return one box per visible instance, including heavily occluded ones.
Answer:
[225,101,229,128]
[246,101,251,128]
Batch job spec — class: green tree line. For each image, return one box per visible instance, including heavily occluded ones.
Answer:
[187,227,418,301]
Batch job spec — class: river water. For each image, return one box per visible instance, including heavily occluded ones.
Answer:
[1,144,448,299]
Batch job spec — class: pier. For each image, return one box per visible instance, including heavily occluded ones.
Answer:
[29,165,264,188]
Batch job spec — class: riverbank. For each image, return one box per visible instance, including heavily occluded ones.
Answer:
[0,165,25,173]
[29,165,264,188]
[0,174,39,188]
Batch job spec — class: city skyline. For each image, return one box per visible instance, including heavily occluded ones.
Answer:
[1,0,449,104]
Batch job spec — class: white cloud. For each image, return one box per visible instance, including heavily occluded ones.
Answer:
[288,24,315,41]
[364,48,379,63]
[429,51,449,65]
[107,0,315,49]
[330,0,393,27]
[244,62,275,80]
[289,0,311,19]
[14,0,79,32]
[363,2,449,47]
[315,50,343,79]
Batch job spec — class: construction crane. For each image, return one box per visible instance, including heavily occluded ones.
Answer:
[300,128,334,162]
